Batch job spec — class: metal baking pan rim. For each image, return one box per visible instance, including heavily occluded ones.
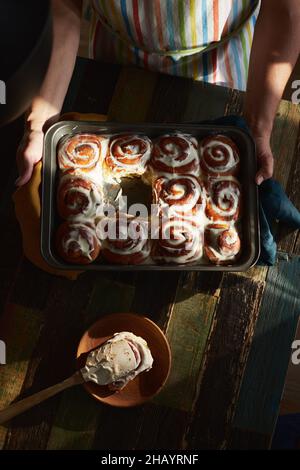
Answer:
[41,121,260,272]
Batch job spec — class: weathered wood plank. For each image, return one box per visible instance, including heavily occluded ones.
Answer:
[87,272,179,451]
[184,81,230,121]
[279,319,300,415]
[271,102,300,189]
[9,259,55,310]
[228,427,270,450]
[130,272,179,328]
[4,274,95,450]
[70,59,121,115]
[43,274,135,450]
[223,96,299,192]
[294,231,300,255]
[92,404,145,450]
[147,76,230,123]
[0,304,44,449]
[135,404,189,450]
[84,273,135,322]
[233,256,300,435]
[277,122,300,254]
[108,67,158,122]
[237,266,268,283]
[225,89,244,116]
[47,388,103,450]
[154,273,220,412]
[185,274,264,449]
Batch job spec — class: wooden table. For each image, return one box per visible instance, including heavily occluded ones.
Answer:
[0,58,300,450]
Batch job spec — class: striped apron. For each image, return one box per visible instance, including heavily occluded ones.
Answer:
[81,0,260,91]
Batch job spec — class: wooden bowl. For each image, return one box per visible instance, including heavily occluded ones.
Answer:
[76,313,171,407]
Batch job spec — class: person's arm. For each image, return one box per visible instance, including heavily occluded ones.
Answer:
[16,0,82,186]
[244,0,300,185]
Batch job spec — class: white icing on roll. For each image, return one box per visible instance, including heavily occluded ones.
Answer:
[62,223,97,261]
[155,219,203,264]
[96,217,151,261]
[58,173,103,220]
[106,135,152,178]
[58,134,102,171]
[205,224,241,262]
[82,331,153,389]
[154,175,205,221]
[200,135,239,174]
[207,176,241,220]
[151,133,199,176]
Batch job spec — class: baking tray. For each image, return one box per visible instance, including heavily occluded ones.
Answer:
[41,121,260,272]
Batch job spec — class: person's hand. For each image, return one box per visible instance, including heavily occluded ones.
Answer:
[253,135,274,186]
[15,129,45,186]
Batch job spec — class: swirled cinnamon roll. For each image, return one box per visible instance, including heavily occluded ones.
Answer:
[204,223,241,264]
[150,134,200,177]
[58,134,105,174]
[57,172,103,220]
[205,177,242,222]
[96,215,151,265]
[199,135,240,176]
[153,218,203,264]
[56,221,100,264]
[104,134,152,180]
[153,175,205,222]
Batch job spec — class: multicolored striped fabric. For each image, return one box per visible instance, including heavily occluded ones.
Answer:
[82,0,260,90]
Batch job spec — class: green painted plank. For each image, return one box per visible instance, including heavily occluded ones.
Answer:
[186,273,265,449]
[233,256,300,435]
[46,276,135,450]
[130,271,179,328]
[47,387,102,450]
[0,303,44,449]
[154,273,218,412]
[84,274,135,321]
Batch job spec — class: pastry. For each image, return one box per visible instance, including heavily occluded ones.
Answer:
[104,134,152,180]
[205,177,241,222]
[150,133,200,177]
[57,172,103,220]
[153,174,205,223]
[82,332,153,390]
[58,133,106,175]
[56,221,100,264]
[55,131,243,267]
[199,134,240,176]
[204,223,241,264]
[96,215,151,265]
[153,218,203,264]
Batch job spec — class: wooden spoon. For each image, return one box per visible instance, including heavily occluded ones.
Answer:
[0,371,85,425]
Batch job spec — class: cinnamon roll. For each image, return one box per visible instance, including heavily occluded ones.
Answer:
[150,134,200,176]
[57,172,103,220]
[153,218,203,264]
[153,175,205,222]
[204,223,241,264]
[96,215,151,265]
[56,221,101,264]
[105,134,152,180]
[205,177,242,222]
[199,135,240,176]
[58,134,105,174]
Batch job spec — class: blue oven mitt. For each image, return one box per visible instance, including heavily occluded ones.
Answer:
[191,115,300,266]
